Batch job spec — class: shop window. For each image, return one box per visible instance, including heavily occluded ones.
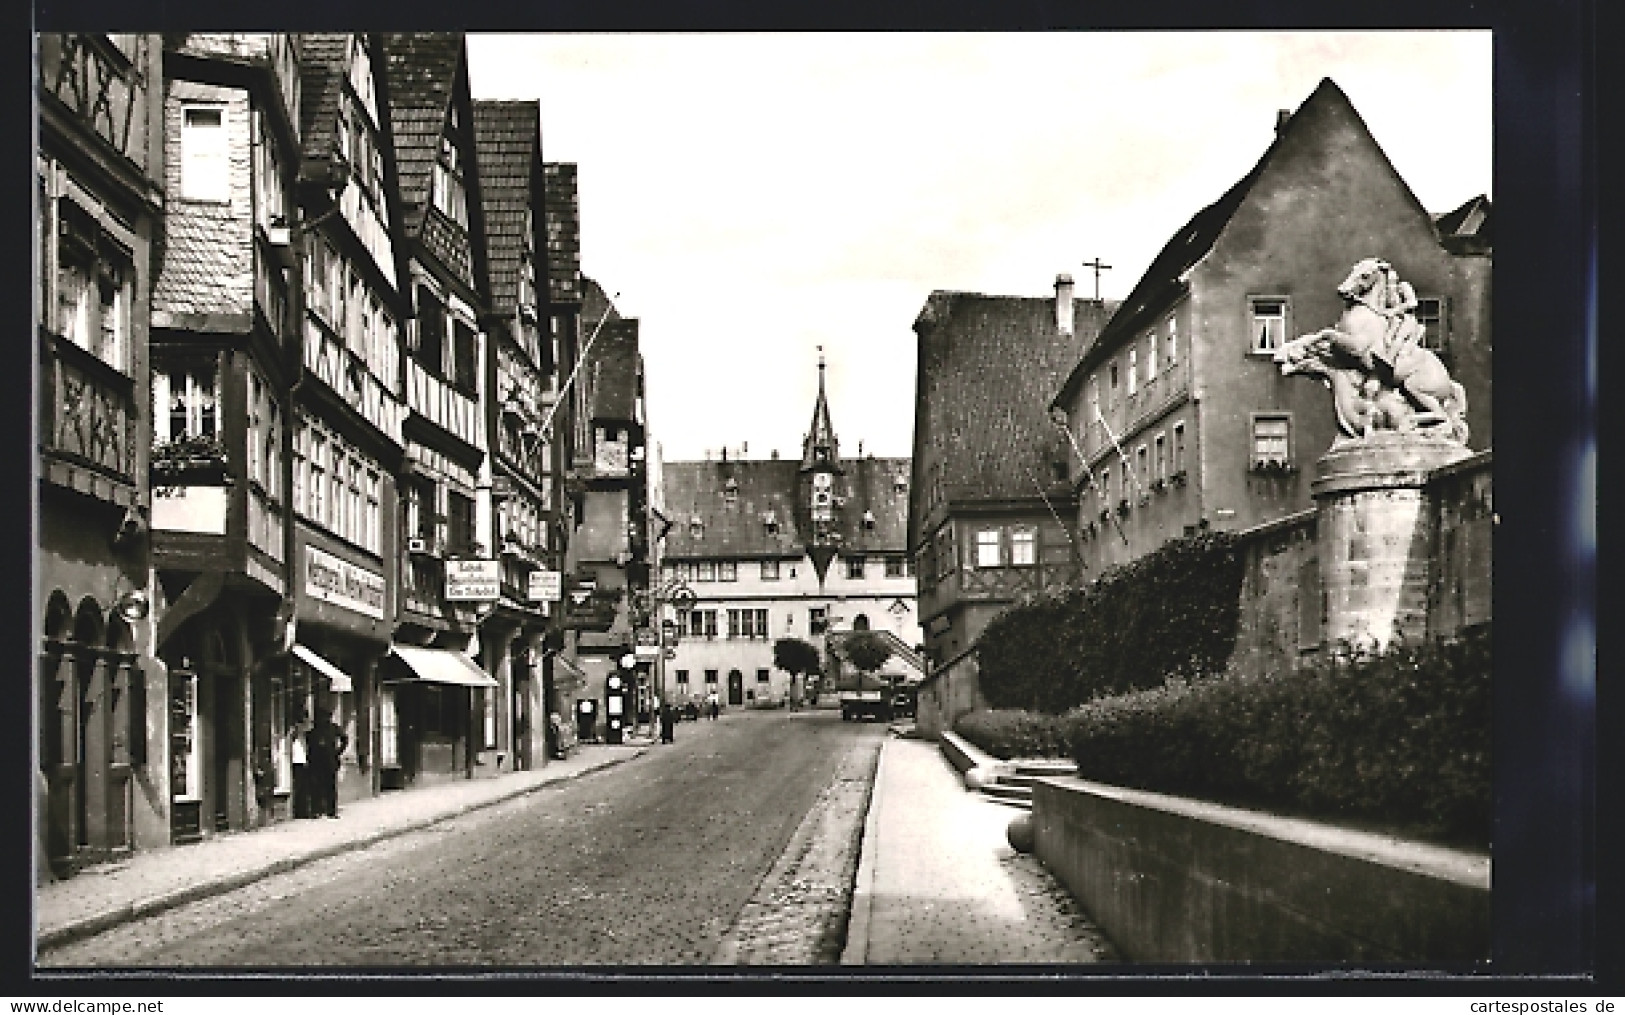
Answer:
[481,688,497,750]
[378,686,399,767]
[1250,296,1289,353]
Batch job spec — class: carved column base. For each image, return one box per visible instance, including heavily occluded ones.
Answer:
[1312,435,1471,655]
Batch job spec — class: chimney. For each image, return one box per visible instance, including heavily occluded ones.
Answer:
[1054,273,1075,334]
[770,449,780,460]
[1275,109,1291,135]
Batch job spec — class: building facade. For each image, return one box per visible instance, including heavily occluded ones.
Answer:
[37,32,168,877]
[286,32,414,808]
[908,277,1115,677]
[147,32,305,841]
[380,32,503,789]
[472,98,558,773]
[1051,78,1493,576]
[661,359,922,708]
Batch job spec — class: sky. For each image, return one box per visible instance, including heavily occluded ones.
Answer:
[465,31,1492,464]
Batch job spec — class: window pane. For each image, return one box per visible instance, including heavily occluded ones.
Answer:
[976,529,1001,568]
[1011,530,1036,566]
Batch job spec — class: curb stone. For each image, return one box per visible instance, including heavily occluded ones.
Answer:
[838,739,889,965]
[36,748,646,953]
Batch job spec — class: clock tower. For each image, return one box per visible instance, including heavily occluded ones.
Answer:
[800,352,843,583]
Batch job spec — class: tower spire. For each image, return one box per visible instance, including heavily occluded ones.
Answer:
[802,346,839,470]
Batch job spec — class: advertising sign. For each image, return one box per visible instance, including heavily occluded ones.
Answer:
[305,546,386,619]
[529,569,562,602]
[445,559,500,601]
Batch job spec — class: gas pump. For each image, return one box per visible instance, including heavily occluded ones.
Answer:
[576,698,597,744]
[605,656,633,745]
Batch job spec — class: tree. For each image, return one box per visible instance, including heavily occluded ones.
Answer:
[841,631,894,684]
[774,637,822,704]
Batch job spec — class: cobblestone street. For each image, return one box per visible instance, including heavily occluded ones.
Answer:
[41,712,881,968]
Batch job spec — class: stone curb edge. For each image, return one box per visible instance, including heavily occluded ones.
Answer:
[37,749,646,954]
[838,738,889,966]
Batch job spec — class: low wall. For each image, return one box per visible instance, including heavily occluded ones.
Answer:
[915,650,986,738]
[1033,777,1490,963]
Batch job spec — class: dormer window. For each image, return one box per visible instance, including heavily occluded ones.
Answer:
[763,510,778,534]
[723,476,739,505]
[863,510,877,530]
[689,514,704,538]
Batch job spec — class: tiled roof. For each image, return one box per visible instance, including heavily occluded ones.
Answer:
[587,319,640,423]
[472,100,540,316]
[543,163,582,306]
[913,291,1114,511]
[380,33,463,241]
[661,456,912,559]
[295,33,349,165]
[1057,77,1420,402]
[153,204,252,318]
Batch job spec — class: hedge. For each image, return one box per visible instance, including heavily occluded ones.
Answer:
[1066,627,1492,847]
[953,709,1073,761]
[976,531,1245,713]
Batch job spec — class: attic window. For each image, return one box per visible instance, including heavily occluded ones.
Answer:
[863,510,877,530]
[893,475,907,491]
[762,510,778,534]
[689,515,704,537]
[724,477,739,505]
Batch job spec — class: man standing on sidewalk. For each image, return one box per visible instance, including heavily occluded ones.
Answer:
[306,711,348,818]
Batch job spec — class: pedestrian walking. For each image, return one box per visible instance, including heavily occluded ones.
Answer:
[305,710,348,818]
[707,690,720,720]
[660,701,676,743]
[288,711,310,819]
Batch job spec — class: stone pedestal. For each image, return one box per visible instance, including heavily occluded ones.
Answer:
[1312,435,1471,654]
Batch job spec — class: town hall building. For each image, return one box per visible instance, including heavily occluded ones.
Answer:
[658,358,923,708]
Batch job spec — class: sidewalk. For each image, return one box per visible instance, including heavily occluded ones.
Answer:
[842,735,1114,965]
[35,742,648,954]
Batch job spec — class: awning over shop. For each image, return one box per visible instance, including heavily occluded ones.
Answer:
[293,643,354,692]
[387,645,499,689]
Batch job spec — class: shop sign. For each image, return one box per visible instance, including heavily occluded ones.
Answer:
[305,546,386,619]
[529,569,562,602]
[446,559,501,601]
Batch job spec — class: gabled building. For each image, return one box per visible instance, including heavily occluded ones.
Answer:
[285,32,414,807]
[908,277,1114,693]
[1050,78,1492,576]
[472,98,557,772]
[661,359,923,709]
[36,33,167,876]
[147,33,305,842]
[379,32,502,788]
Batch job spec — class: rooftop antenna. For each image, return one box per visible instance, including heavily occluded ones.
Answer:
[1081,258,1112,301]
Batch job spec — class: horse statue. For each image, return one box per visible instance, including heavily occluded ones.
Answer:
[1274,258,1469,444]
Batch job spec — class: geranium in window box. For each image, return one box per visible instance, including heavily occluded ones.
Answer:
[1250,458,1299,476]
[151,435,228,481]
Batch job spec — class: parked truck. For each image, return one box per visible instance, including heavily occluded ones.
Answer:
[837,667,895,722]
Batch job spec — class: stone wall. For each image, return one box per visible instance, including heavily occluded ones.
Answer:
[914,649,986,738]
[1227,451,1492,678]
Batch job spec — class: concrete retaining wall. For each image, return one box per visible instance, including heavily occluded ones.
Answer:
[1032,777,1490,963]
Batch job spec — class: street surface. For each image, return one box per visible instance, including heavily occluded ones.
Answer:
[41,711,882,968]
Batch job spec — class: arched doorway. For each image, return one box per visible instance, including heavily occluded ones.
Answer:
[852,614,870,631]
[726,669,744,707]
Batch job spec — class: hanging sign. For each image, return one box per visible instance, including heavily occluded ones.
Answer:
[529,569,562,602]
[445,559,500,601]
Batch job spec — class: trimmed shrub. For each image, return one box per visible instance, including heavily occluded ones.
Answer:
[976,531,1245,713]
[1065,628,1492,847]
[954,709,1073,761]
